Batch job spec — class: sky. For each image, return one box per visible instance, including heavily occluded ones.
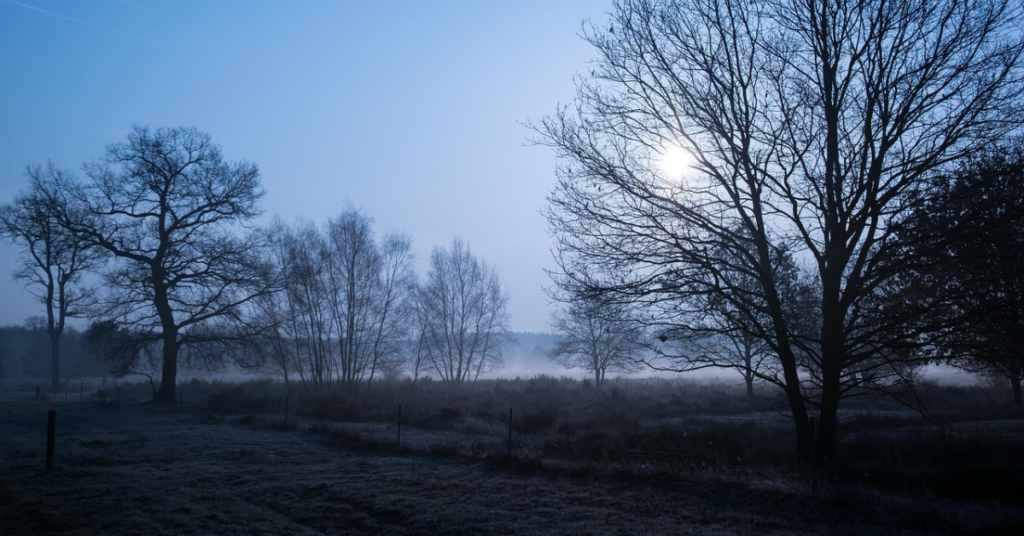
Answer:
[0,0,611,333]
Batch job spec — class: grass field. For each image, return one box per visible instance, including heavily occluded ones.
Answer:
[1,377,1022,535]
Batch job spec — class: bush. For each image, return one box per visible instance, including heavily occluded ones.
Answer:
[516,406,559,433]
[208,385,282,416]
[832,429,1024,502]
[296,392,362,422]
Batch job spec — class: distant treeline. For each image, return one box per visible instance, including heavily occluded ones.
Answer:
[0,325,107,380]
[0,324,559,383]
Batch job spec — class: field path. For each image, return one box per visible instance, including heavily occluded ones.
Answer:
[0,402,987,535]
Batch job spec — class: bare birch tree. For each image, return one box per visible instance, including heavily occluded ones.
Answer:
[366,233,416,384]
[252,213,414,391]
[325,209,415,389]
[417,239,512,383]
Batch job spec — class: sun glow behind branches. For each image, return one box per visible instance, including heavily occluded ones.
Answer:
[658,144,695,179]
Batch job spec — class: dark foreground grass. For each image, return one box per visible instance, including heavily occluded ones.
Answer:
[199,376,1024,507]
[3,400,1023,535]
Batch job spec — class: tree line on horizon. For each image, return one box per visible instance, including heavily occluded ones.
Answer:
[0,323,106,382]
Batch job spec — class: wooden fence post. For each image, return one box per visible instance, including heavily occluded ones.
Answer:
[507,408,513,459]
[397,404,402,444]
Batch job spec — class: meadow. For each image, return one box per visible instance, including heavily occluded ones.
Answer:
[1,376,1022,535]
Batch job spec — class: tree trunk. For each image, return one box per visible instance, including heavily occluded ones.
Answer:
[816,367,842,466]
[766,312,811,460]
[743,335,754,397]
[773,338,812,460]
[783,378,812,462]
[763,292,811,460]
[1012,374,1022,405]
[816,295,846,466]
[49,330,61,393]
[155,335,179,403]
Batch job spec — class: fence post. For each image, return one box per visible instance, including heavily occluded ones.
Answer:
[507,408,513,459]
[79,383,83,402]
[397,404,402,444]
[46,410,56,471]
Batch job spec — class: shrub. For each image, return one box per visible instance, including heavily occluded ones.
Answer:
[296,392,362,422]
[207,385,282,416]
[516,406,559,433]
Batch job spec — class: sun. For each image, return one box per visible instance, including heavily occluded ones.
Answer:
[658,145,695,178]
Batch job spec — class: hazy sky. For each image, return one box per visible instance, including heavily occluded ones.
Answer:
[0,0,610,332]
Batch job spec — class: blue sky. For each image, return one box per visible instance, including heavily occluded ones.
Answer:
[0,0,609,332]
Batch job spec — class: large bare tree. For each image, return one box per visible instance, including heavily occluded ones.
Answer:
[51,126,268,402]
[539,0,1024,462]
[0,164,98,392]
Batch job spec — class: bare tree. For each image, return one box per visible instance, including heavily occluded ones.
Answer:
[325,209,415,389]
[0,164,98,392]
[324,209,380,388]
[251,213,415,391]
[233,226,298,393]
[254,218,335,391]
[417,239,512,384]
[641,235,809,397]
[51,126,269,402]
[537,0,1024,462]
[365,232,416,384]
[548,295,645,387]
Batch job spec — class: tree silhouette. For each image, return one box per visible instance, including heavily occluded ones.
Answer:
[51,126,269,402]
[0,164,98,391]
[548,294,645,387]
[901,145,1024,403]
[417,239,512,384]
[538,0,1024,463]
[247,213,415,391]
